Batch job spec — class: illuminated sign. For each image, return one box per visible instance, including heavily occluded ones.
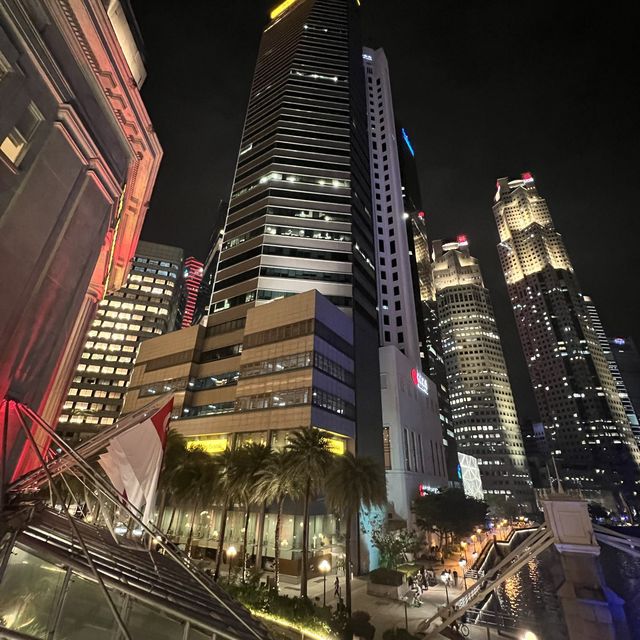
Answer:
[418,211,425,219]
[521,171,534,183]
[457,234,468,246]
[418,483,436,497]
[270,0,299,20]
[614,337,626,346]
[401,128,415,157]
[411,368,429,395]
[362,53,372,61]
[186,436,228,455]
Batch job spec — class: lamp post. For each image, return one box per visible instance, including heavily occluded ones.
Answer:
[227,545,237,579]
[318,559,331,607]
[521,632,538,640]
[458,557,468,590]
[440,570,451,605]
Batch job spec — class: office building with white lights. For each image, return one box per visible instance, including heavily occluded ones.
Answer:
[494,173,640,495]
[432,237,532,508]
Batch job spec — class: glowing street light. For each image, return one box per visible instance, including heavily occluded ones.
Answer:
[318,559,331,606]
[227,545,237,579]
[521,632,538,640]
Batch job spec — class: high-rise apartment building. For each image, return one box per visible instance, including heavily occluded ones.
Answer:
[361,47,448,523]
[494,173,640,495]
[211,0,382,461]
[0,0,161,480]
[584,296,640,443]
[178,257,204,329]
[432,237,532,508]
[59,242,183,440]
[610,336,640,444]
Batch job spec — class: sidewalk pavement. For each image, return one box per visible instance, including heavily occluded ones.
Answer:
[277,571,495,639]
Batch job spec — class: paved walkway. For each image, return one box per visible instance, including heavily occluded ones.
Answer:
[277,571,497,639]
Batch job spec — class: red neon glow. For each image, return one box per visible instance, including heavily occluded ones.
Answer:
[457,234,468,245]
[411,368,419,385]
[521,171,534,182]
[418,211,425,219]
[180,256,204,328]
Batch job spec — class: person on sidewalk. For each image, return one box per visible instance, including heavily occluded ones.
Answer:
[334,575,341,599]
[453,570,459,587]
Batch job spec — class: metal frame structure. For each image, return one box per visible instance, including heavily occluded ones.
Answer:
[0,398,270,640]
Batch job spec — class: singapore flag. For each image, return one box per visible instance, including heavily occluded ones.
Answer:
[99,398,173,524]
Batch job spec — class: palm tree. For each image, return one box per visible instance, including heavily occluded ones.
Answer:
[156,429,188,530]
[213,448,240,581]
[172,447,217,555]
[254,450,303,592]
[285,428,333,598]
[230,442,273,582]
[325,452,387,613]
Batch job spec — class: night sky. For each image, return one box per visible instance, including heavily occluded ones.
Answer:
[132,0,639,420]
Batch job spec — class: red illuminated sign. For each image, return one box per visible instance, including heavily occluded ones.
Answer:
[411,368,429,395]
[457,234,468,246]
[418,211,425,219]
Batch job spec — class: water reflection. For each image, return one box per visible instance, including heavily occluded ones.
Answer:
[487,548,569,640]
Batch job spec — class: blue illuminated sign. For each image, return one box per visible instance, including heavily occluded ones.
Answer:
[401,128,415,157]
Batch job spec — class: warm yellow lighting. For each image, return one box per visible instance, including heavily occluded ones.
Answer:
[326,436,346,455]
[270,0,299,20]
[186,435,228,454]
[227,545,237,558]
[318,559,331,574]
[248,609,335,640]
[521,632,538,640]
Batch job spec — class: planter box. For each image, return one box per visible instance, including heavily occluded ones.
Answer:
[366,581,404,599]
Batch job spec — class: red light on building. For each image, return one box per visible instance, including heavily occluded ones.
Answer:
[521,171,534,183]
[180,257,204,328]
[418,211,425,219]
[457,234,468,245]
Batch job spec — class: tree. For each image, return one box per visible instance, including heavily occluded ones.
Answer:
[285,428,333,598]
[213,448,241,581]
[413,488,488,551]
[171,447,218,555]
[370,524,421,570]
[230,442,273,582]
[156,429,188,530]
[325,452,387,613]
[254,449,303,592]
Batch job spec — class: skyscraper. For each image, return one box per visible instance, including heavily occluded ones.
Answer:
[432,237,532,508]
[59,242,183,440]
[211,0,382,460]
[584,296,640,443]
[362,47,448,523]
[178,257,204,329]
[494,173,640,495]
[609,336,640,444]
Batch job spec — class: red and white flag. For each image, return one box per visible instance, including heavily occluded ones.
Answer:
[99,398,173,524]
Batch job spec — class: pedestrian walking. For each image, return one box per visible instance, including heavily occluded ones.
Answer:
[334,575,341,599]
[453,570,459,588]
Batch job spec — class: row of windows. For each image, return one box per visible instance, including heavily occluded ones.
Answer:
[225,203,350,233]
[223,223,350,251]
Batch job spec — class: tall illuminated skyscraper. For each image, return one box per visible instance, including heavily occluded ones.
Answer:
[60,242,182,441]
[432,237,532,508]
[178,257,204,328]
[211,0,382,459]
[494,173,640,494]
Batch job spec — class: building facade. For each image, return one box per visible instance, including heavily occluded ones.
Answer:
[584,296,640,444]
[609,336,640,445]
[361,47,448,523]
[210,0,382,461]
[59,242,183,440]
[123,290,355,570]
[432,237,532,509]
[0,0,161,480]
[494,174,640,496]
[178,256,204,329]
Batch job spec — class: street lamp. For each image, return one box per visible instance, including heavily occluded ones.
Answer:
[521,632,538,640]
[440,570,451,605]
[318,559,331,606]
[227,545,237,579]
[458,557,468,590]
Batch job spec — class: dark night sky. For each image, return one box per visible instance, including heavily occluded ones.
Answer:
[132,0,640,421]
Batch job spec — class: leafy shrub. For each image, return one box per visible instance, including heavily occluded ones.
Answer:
[369,567,404,586]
